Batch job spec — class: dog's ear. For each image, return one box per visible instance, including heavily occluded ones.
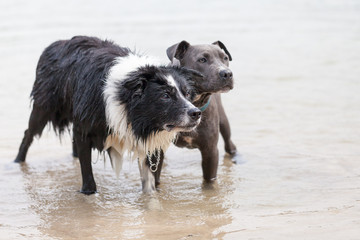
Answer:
[123,66,158,94]
[213,41,232,61]
[123,77,146,96]
[166,41,190,62]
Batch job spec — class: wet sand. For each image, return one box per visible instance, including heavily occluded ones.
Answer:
[1,0,360,239]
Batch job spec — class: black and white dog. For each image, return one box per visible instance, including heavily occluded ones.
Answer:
[14,36,202,194]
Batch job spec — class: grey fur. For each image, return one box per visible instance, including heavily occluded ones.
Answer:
[152,40,238,185]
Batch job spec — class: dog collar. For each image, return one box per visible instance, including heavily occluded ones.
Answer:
[199,96,212,112]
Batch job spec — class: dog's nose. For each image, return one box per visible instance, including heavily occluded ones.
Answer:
[219,70,233,81]
[188,108,201,121]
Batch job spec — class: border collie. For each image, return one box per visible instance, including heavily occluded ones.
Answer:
[14,36,202,194]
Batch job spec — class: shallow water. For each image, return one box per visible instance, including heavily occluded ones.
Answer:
[1,0,360,239]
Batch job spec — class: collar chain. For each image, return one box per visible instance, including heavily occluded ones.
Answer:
[147,148,161,173]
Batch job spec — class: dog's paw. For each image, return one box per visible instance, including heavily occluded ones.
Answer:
[80,184,97,195]
[225,140,237,156]
[80,189,97,195]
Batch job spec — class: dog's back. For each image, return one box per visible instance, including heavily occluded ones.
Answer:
[15,36,203,194]
[31,36,131,134]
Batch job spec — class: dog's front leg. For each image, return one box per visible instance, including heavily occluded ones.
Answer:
[200,145,219,182]
[146,150,164,187]
[219,114,237,155]
[139,158,156,194]
[218,96,237,156]
[74,130,97,195]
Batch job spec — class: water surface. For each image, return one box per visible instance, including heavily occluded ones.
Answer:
[0,0,359,239]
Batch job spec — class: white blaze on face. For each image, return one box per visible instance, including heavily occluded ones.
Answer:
[166,75,195,108]
[165,75,197,126]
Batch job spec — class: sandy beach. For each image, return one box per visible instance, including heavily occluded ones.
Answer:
[0,0,359,239]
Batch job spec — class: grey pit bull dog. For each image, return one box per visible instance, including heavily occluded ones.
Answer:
[148,40,238,185]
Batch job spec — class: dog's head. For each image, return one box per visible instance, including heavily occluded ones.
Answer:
[166,41,233,94]
[117,65,203,139]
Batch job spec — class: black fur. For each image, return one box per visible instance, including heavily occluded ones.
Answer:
[33,36,128,139]
[14,36,202,194]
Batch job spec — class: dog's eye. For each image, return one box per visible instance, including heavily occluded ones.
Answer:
[224,56,228,61]
[161,93,170,100]
[198,58,207,63]
[185,91,191,99]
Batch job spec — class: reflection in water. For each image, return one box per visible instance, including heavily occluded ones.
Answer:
[18,151,236,239]
[1,0,360,239]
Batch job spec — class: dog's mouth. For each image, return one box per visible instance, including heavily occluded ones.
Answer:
[164,124,175,131]
[164,123,199,132]
[218,85,233,93]
[198,82,234,94]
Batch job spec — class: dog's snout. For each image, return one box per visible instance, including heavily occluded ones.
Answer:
[188,108,201,121]
[219,70,233,81]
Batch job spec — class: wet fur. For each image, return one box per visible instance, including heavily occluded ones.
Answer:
[14,36,201,194]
